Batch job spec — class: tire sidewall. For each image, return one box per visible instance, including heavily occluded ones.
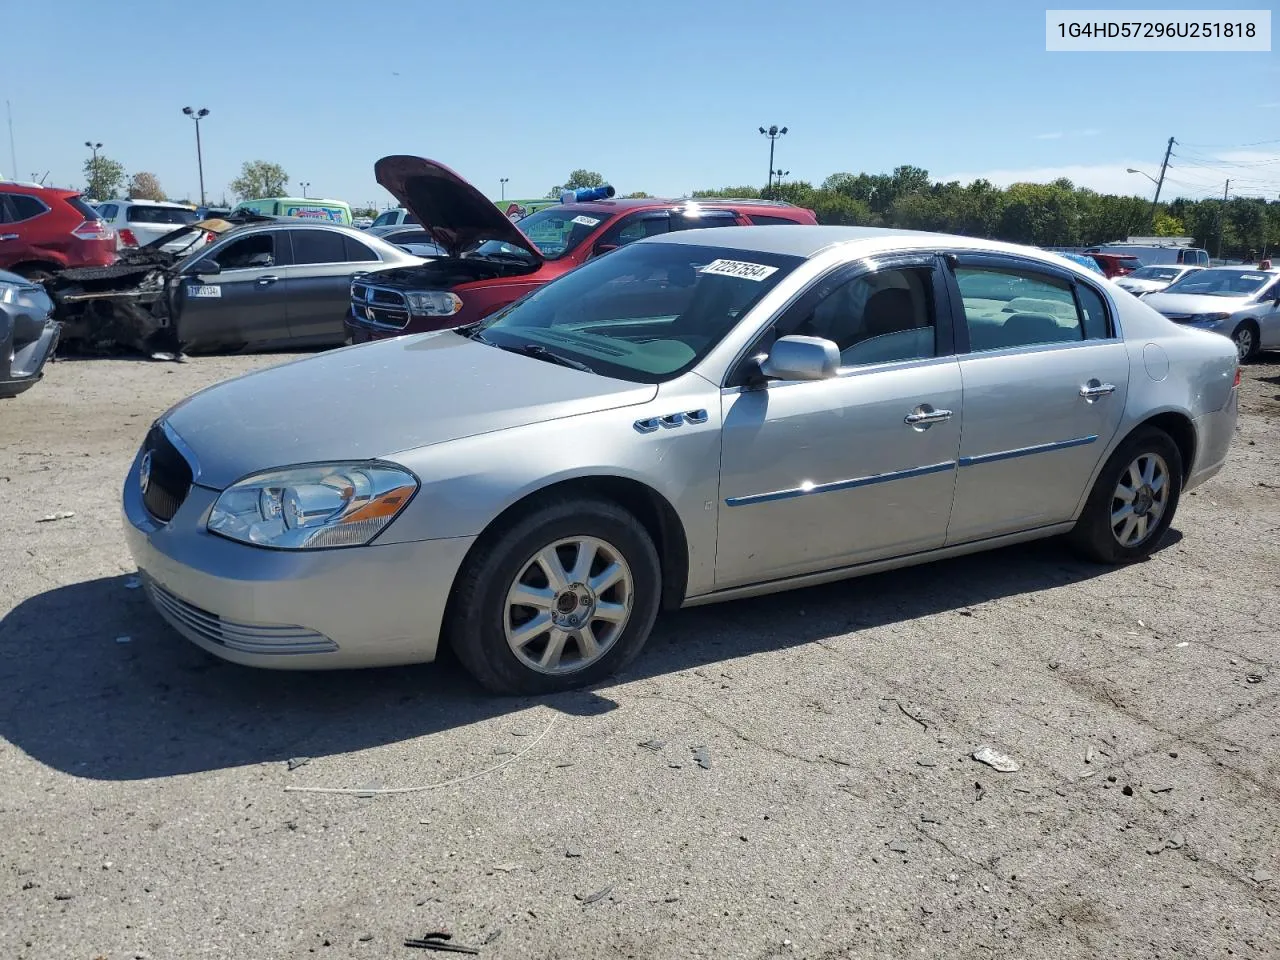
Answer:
[1078,428,1183,563]
[452,500,661,694]
[1232,322,1259,363]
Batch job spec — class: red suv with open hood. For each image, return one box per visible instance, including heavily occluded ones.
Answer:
[346,156,817,341]
[0,182,116,279]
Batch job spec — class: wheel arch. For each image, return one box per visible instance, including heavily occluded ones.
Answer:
[8,259,62,279]
[1137,410,1197,483]
[450,474,691,613]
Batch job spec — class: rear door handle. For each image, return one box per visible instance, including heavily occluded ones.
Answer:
[1079,381,1116,400]
[256,275,280,286]
[0,234,18,241]
[904,405,954,427]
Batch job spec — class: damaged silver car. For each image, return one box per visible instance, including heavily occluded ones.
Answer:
[1,269,61,398]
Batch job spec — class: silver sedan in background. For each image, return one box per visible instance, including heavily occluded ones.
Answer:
[1142,265,1280,362]
[123,226,1240,694]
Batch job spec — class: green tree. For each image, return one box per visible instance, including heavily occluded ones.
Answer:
[126,171,165,201]
[229,160,289,200]
[546,169,606,197]
[1153,212,1185,237]
[84,155,125,199]
[623,191,651,199]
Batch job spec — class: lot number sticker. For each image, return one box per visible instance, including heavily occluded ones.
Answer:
[699,259,778,281]
[571,215,601,227]
[188,285,222,298]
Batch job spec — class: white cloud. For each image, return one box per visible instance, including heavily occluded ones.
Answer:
[1034,132,1063,140]
[1034,129,1100,141]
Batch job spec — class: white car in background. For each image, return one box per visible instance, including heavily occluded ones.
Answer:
[1114,264,1203,298]
[370,207,418,228]
[95,199,210,254]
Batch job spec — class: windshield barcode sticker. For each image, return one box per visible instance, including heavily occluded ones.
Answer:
[188,285,222,298]
[699,259,778,281]
[571,215,601,227]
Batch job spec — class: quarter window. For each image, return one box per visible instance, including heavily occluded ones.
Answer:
[787,267,937,367]
[291,229,348,265]
[748,214,800,225]
[956,266,1091,351]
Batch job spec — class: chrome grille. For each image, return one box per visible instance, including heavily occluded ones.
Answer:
[145,578,338,656]
[350,283,410,330]
[141,425,193,522]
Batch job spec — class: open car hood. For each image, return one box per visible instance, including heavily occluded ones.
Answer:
[375,155,544,263]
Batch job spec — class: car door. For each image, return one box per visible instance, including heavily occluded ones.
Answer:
[943,254,1129,544]
[1253,277,1280,349]
[174,229,294,349]
[284,229,384,345]
[715,255,963,587]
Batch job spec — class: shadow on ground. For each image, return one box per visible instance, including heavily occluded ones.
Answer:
[0,533,1178,780]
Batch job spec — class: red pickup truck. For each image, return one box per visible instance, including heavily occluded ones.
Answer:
[346,156,817,342]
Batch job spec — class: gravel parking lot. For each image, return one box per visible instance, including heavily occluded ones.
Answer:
[1,351,1277,960]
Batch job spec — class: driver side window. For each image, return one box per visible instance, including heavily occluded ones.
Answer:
[783,267,938,367]
[208,233,274,270]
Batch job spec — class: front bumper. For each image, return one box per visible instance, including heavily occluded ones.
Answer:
[0,311,60,399]
[122,448,476,669]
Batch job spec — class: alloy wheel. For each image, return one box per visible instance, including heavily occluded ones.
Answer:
[503,536,634,674]
[1110,452,1170,547]
[1234,327,1254,362]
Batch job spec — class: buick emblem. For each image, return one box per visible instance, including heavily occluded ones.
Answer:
[139,451,153,496]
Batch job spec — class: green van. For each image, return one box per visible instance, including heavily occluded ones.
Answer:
[231,197,353,225]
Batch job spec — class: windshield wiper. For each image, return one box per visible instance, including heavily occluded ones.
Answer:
[498,343,596,374]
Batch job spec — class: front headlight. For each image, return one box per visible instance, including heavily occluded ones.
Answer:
[0,281,25,305]
[208,463,418,549]
[406,291,463,317]
[1189,312,1231,325]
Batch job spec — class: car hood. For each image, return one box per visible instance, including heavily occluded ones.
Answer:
[163,332,656,490]
[374,155,544,263]
[1142,292,1252,316]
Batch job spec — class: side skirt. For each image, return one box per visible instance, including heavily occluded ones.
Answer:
[681,522,1076,608]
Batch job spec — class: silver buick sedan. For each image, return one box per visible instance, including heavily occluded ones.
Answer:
[123,226,1240,694]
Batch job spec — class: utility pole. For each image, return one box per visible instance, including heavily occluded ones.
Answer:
[5,100,16,181]
[1148,136,1174,226]
[1217,178,1230,259]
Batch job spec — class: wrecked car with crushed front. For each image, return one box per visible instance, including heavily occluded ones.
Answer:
[1,269,61,398]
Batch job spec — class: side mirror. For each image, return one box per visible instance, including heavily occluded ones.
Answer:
[191,258,221,276]
[758,335,840,382]
[592,242,618,258]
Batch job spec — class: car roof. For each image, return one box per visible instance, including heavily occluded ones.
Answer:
[553,197,805,215]
[648,224,1057,259]
[113,198,194,208]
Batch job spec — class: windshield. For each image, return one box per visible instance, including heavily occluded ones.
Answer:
[471,205,609,262]
[472,241,803,383]
[1163,268,1274,297]
[1128,266,1181,281]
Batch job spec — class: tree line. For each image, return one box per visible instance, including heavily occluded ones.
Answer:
[692,166,1279,261]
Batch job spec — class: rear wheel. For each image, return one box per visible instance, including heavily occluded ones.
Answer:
[446,498,661,695]
[1067,426,1182,564]
[1231,321,1260,363]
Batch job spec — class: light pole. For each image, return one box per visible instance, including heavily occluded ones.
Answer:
[500,177,509,201]
[758,125,787,197]
[1126,167,1159,188]
[299,181,311,198]
[84,140,102,163]
[773,169,790,190]
[182,107,209,206]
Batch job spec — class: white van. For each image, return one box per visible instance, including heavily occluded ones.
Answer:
[1086,238,1210,267]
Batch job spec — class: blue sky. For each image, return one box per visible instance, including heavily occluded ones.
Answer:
[3,0,1277,206]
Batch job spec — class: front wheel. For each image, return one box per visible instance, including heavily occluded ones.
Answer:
[1231,321,1260,363]
[1067,427,1183,564]
[446,498,661,695]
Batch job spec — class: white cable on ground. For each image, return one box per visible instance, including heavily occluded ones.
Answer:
[283,713,558,797]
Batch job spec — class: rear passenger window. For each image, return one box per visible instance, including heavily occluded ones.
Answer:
[343,236,379,262]
[955,267,1084,351]
[291,230,348,265]
[8,194,49,222]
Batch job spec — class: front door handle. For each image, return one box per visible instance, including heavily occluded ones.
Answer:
[904,405,954,428]
[256,275,280,286]
[1079,380,1116,400]
[0,233,18,241]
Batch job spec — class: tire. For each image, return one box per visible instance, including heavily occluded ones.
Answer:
[1067,426,1183,564]
[1231,321,1260,363]
[446,497,662,695]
